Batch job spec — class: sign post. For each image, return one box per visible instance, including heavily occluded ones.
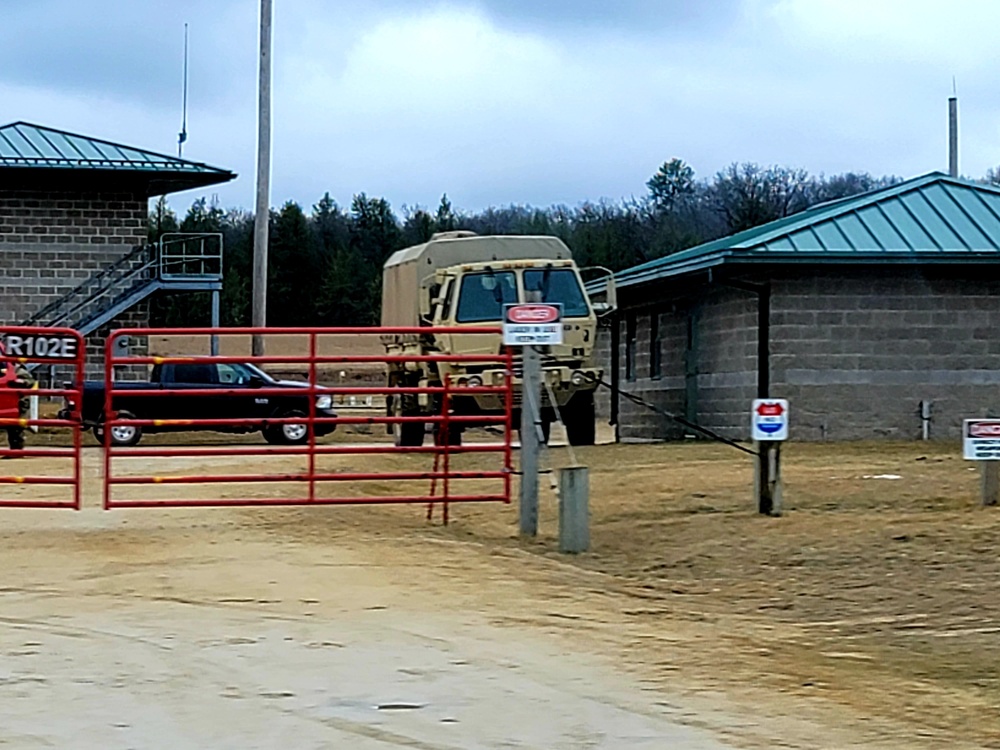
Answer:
[504,301,563,537]
[962,419,1000,506]
[751,399,789,516]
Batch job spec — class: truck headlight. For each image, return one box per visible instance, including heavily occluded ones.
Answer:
[571,370,587,386]
[466,376,483,388]
[316,395,333,410]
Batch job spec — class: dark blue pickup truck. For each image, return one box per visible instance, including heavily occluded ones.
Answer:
[64,361,337,447]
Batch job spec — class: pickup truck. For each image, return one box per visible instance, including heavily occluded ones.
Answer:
[63,361,337,447]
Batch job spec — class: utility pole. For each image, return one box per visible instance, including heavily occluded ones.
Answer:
[251,0,272,357]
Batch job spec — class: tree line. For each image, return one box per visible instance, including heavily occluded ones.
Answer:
[148,160,901,327]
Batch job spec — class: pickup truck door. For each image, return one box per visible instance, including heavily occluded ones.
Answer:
[215,363,269,422]
[165,363,226,420]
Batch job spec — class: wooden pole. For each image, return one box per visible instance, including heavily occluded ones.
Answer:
[251,0,272,358]
[981,462,999,507]
[755,441,783,516]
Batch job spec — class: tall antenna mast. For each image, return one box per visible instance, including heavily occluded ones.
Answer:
[178,23,189,158]
[948,77,959,178]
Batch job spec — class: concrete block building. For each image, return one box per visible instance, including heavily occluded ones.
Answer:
[0,122,235,376]
[597,173,1000,441]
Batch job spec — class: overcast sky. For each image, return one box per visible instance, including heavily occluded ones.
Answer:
[2,0,999,214]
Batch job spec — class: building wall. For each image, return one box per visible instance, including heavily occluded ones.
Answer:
[0,189,147,325]
[0,188,150,380]
[770,269,1000,440]
[604,267,1000,442]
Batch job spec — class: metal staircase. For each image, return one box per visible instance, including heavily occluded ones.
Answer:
[20,233,223,335]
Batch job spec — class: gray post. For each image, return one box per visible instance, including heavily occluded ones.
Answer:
[981,462,999,507]
[559,466,589,553]
[210,289,221,356]
[519,343,541,536]
[755,441,783,516]
[251,0,272,358]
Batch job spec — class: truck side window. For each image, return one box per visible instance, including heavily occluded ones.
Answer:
[456,272,516,322]
[218,364,249,384]
[523,269,590,317]
[173,363,219,384]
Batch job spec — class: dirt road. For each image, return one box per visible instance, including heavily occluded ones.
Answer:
[0,453,732,750]
[2,440,997,749]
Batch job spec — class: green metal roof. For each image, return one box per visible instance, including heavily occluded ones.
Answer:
[614,172,1000,289]
[0,121,235,196]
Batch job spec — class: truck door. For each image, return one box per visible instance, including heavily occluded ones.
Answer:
[168,363,224,420]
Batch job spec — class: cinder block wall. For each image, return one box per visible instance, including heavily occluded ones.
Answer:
[770,269,1000,440]
[0,189,150,379]
[0,189,147,323]
[695,288,758,436]
[603,305,690,441]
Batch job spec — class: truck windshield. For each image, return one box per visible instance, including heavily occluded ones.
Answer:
[456,271,517,322]
[523,269,590,317]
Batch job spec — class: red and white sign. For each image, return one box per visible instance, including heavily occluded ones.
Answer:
[503,303,563,346]
[964,419,1000,460]
[751,399,789,441]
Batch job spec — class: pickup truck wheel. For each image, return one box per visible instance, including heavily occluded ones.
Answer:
[264,410,309,445]
[97,410,142,447]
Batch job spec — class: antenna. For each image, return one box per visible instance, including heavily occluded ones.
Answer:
[948,77,958,178]
[178,23,189,158]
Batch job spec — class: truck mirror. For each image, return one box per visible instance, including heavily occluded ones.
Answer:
[605,275,618,312]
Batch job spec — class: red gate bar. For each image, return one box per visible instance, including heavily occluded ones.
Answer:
[103,327,514,514]
[0,326,84,509]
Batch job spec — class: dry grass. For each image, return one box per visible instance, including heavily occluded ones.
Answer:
[4,432,999,745]
[261,439,1000,746]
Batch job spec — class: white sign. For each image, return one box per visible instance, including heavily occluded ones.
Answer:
[1,333,78,360]
[963,419,1000,460]
[503,303,563,346]
[751,399,789,441]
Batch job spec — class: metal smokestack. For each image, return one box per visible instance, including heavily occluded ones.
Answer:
[949,80,959,178]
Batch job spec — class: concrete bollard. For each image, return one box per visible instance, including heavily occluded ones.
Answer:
[559,466,590,553]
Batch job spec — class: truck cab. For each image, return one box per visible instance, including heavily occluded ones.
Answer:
[381,232,612,446]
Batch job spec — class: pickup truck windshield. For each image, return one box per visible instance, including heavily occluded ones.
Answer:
[523,269,590,317]
[456,271,517,322]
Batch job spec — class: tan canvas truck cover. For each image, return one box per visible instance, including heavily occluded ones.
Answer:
[381,233,573,327]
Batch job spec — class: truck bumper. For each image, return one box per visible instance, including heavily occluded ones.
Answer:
[454,367,602,412]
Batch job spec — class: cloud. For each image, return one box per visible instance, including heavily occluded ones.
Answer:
[2,0,1000,216]
[0,0,252,110]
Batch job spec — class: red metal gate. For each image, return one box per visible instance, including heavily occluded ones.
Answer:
[102,327,514,519]
[0,326,85,509]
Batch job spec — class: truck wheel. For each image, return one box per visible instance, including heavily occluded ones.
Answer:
[433,424,463,446]
[264,410,309,445]
[97,410,142,447]
[391,388,426,447]
[563,392,596,446]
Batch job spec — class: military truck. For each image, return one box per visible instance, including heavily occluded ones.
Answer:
[380,231,614,447]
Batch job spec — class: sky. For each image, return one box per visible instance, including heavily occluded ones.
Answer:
[2,0,999,215]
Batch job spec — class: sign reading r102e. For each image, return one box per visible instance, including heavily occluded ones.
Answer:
[2,333,79,360]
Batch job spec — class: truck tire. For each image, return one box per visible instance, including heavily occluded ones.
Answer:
[563,392,596,446]
[96,410,142,447]
[264,410,309,445]
[433,424,463,446]
[391,386,426,447]
[394,420,425,447]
